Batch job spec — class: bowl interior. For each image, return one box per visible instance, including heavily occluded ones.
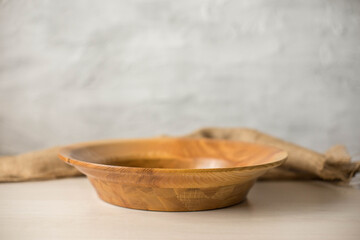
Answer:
[87,156,233,169]
[60,138,287,170]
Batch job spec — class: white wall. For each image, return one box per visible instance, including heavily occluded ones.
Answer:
[0,0,359,158]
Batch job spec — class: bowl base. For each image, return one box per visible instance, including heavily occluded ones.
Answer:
[89,177,254,211]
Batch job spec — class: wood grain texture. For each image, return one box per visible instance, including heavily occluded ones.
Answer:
[58,138,287,211]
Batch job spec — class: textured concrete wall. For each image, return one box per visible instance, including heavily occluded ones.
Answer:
[0,0,359,158]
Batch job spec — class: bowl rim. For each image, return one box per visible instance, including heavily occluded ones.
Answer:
[58,137,287,173]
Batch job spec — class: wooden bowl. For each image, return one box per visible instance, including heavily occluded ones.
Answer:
[58,138,287,211]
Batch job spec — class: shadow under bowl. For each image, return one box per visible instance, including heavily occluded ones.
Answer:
[58,138,287,211]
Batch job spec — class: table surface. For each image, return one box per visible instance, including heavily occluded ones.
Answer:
[0,178,359,240]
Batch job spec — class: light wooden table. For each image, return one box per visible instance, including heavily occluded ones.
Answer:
[0,178,359,240]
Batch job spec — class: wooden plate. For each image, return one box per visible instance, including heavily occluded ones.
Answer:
[58,138,287,211]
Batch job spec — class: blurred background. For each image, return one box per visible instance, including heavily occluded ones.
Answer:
[0,0,359,158]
